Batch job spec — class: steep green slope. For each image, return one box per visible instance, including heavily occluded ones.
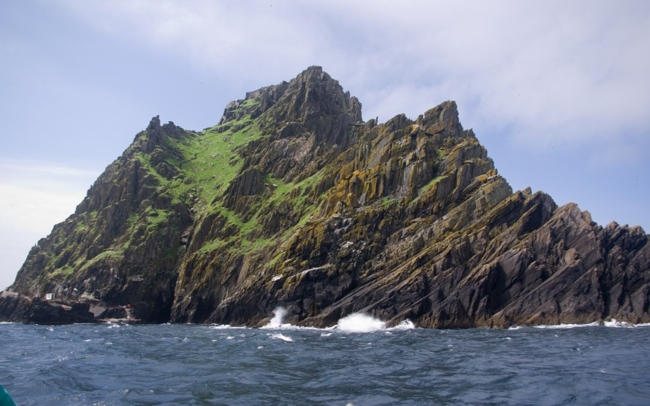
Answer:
[4,66,650,327]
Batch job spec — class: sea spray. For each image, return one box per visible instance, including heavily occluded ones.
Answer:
[260,308,415,332]
[392,320,415,330]
[337,313,385,333]
[262,307,287,329]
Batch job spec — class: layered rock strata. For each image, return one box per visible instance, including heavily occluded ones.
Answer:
[2,66,649,327]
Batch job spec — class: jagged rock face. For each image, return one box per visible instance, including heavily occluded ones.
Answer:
[8,117,194,322]
[3,66,649,327]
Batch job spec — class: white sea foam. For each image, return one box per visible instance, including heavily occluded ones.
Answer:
[530,319,650,329]
[262,307,289,329]
[336,313,385,332]
[209,324,247,330]
[270,333,294,342]
[391,319,416,330]
[336,313,416,333]
[533,322,599,329]
[238,307,416,332]
[604,319,650,328]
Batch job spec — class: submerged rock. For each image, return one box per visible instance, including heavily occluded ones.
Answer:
[2,66,649,328]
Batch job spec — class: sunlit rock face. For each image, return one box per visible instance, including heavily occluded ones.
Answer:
[3,66,649,328]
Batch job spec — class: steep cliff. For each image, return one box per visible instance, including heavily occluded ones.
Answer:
[3,66,649,327]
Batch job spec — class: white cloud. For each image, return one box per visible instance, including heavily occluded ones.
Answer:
[56,0,650,165]
[0,160,97,289]
[2,0,649,290]
[57,0,650,125]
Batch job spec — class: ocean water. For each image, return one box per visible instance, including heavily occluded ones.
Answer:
[1,312,650,405]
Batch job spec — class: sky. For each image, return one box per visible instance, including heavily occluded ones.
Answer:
[1,0,649,290]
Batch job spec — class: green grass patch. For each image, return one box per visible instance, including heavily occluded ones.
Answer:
[381,197,396,207]
[170,115,265,213]
[241,237,272,252]
[408,175,446,207]
[145,208,172,229]
[75,222,88,233]
[421,175,444,192]
[49,265,75,277]
[240,97,260,108]
[134,152,168,186]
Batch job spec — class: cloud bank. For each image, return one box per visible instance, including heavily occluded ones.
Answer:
[59,0,650,163]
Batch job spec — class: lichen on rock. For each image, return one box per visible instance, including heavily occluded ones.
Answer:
[2,66,649,328]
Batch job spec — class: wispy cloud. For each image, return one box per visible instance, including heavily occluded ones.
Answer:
[0,160,97,231]
[0,160,97,289]
[57,0,650,165]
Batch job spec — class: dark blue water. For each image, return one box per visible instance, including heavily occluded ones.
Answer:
[1,318,650,405]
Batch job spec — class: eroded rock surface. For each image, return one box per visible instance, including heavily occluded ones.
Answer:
[2,66,648,327]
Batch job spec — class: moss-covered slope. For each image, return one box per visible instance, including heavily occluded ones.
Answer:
[5,66,650,327]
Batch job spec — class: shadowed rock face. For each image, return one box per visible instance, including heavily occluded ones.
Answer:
[2,66,649,327]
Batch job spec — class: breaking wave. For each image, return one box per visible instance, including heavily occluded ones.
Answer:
[260,307,414,333]
[532,322,600,329]
[209,324,248,330]
[516,319,650,330]
[336,313,385,332]
[335,313,414,333]
[603,319,650,328]
[261,307,290,329]
[269,333,294,342]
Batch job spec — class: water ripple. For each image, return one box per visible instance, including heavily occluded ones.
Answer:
[1,323,650,405]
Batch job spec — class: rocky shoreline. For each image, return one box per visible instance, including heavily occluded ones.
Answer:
[0,291,137,325]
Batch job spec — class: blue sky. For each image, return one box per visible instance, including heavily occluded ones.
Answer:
[1,0,649,290]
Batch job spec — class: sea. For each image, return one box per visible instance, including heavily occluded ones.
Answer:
[1,310,650,406]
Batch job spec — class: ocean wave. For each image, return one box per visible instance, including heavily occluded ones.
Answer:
[260,307,415,333]
[261,307,289,329]
[336,313,385,333]
[522,319,650,329]
[209,324,248,330]
[603,319,650,328]
[269,333,294,342]
[532,322,600,329]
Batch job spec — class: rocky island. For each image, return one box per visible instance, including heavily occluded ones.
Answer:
[1,66,649,328]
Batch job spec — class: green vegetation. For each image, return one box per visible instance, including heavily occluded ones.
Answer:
[408,175,446,207]
[21,85,456,294]
[381,196,397,207]
[421,175,444,192]
[169,115,264,211]
[145,208,172,229]
[239,97,259,108]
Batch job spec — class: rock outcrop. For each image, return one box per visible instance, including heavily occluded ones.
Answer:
[2,66,649,327]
